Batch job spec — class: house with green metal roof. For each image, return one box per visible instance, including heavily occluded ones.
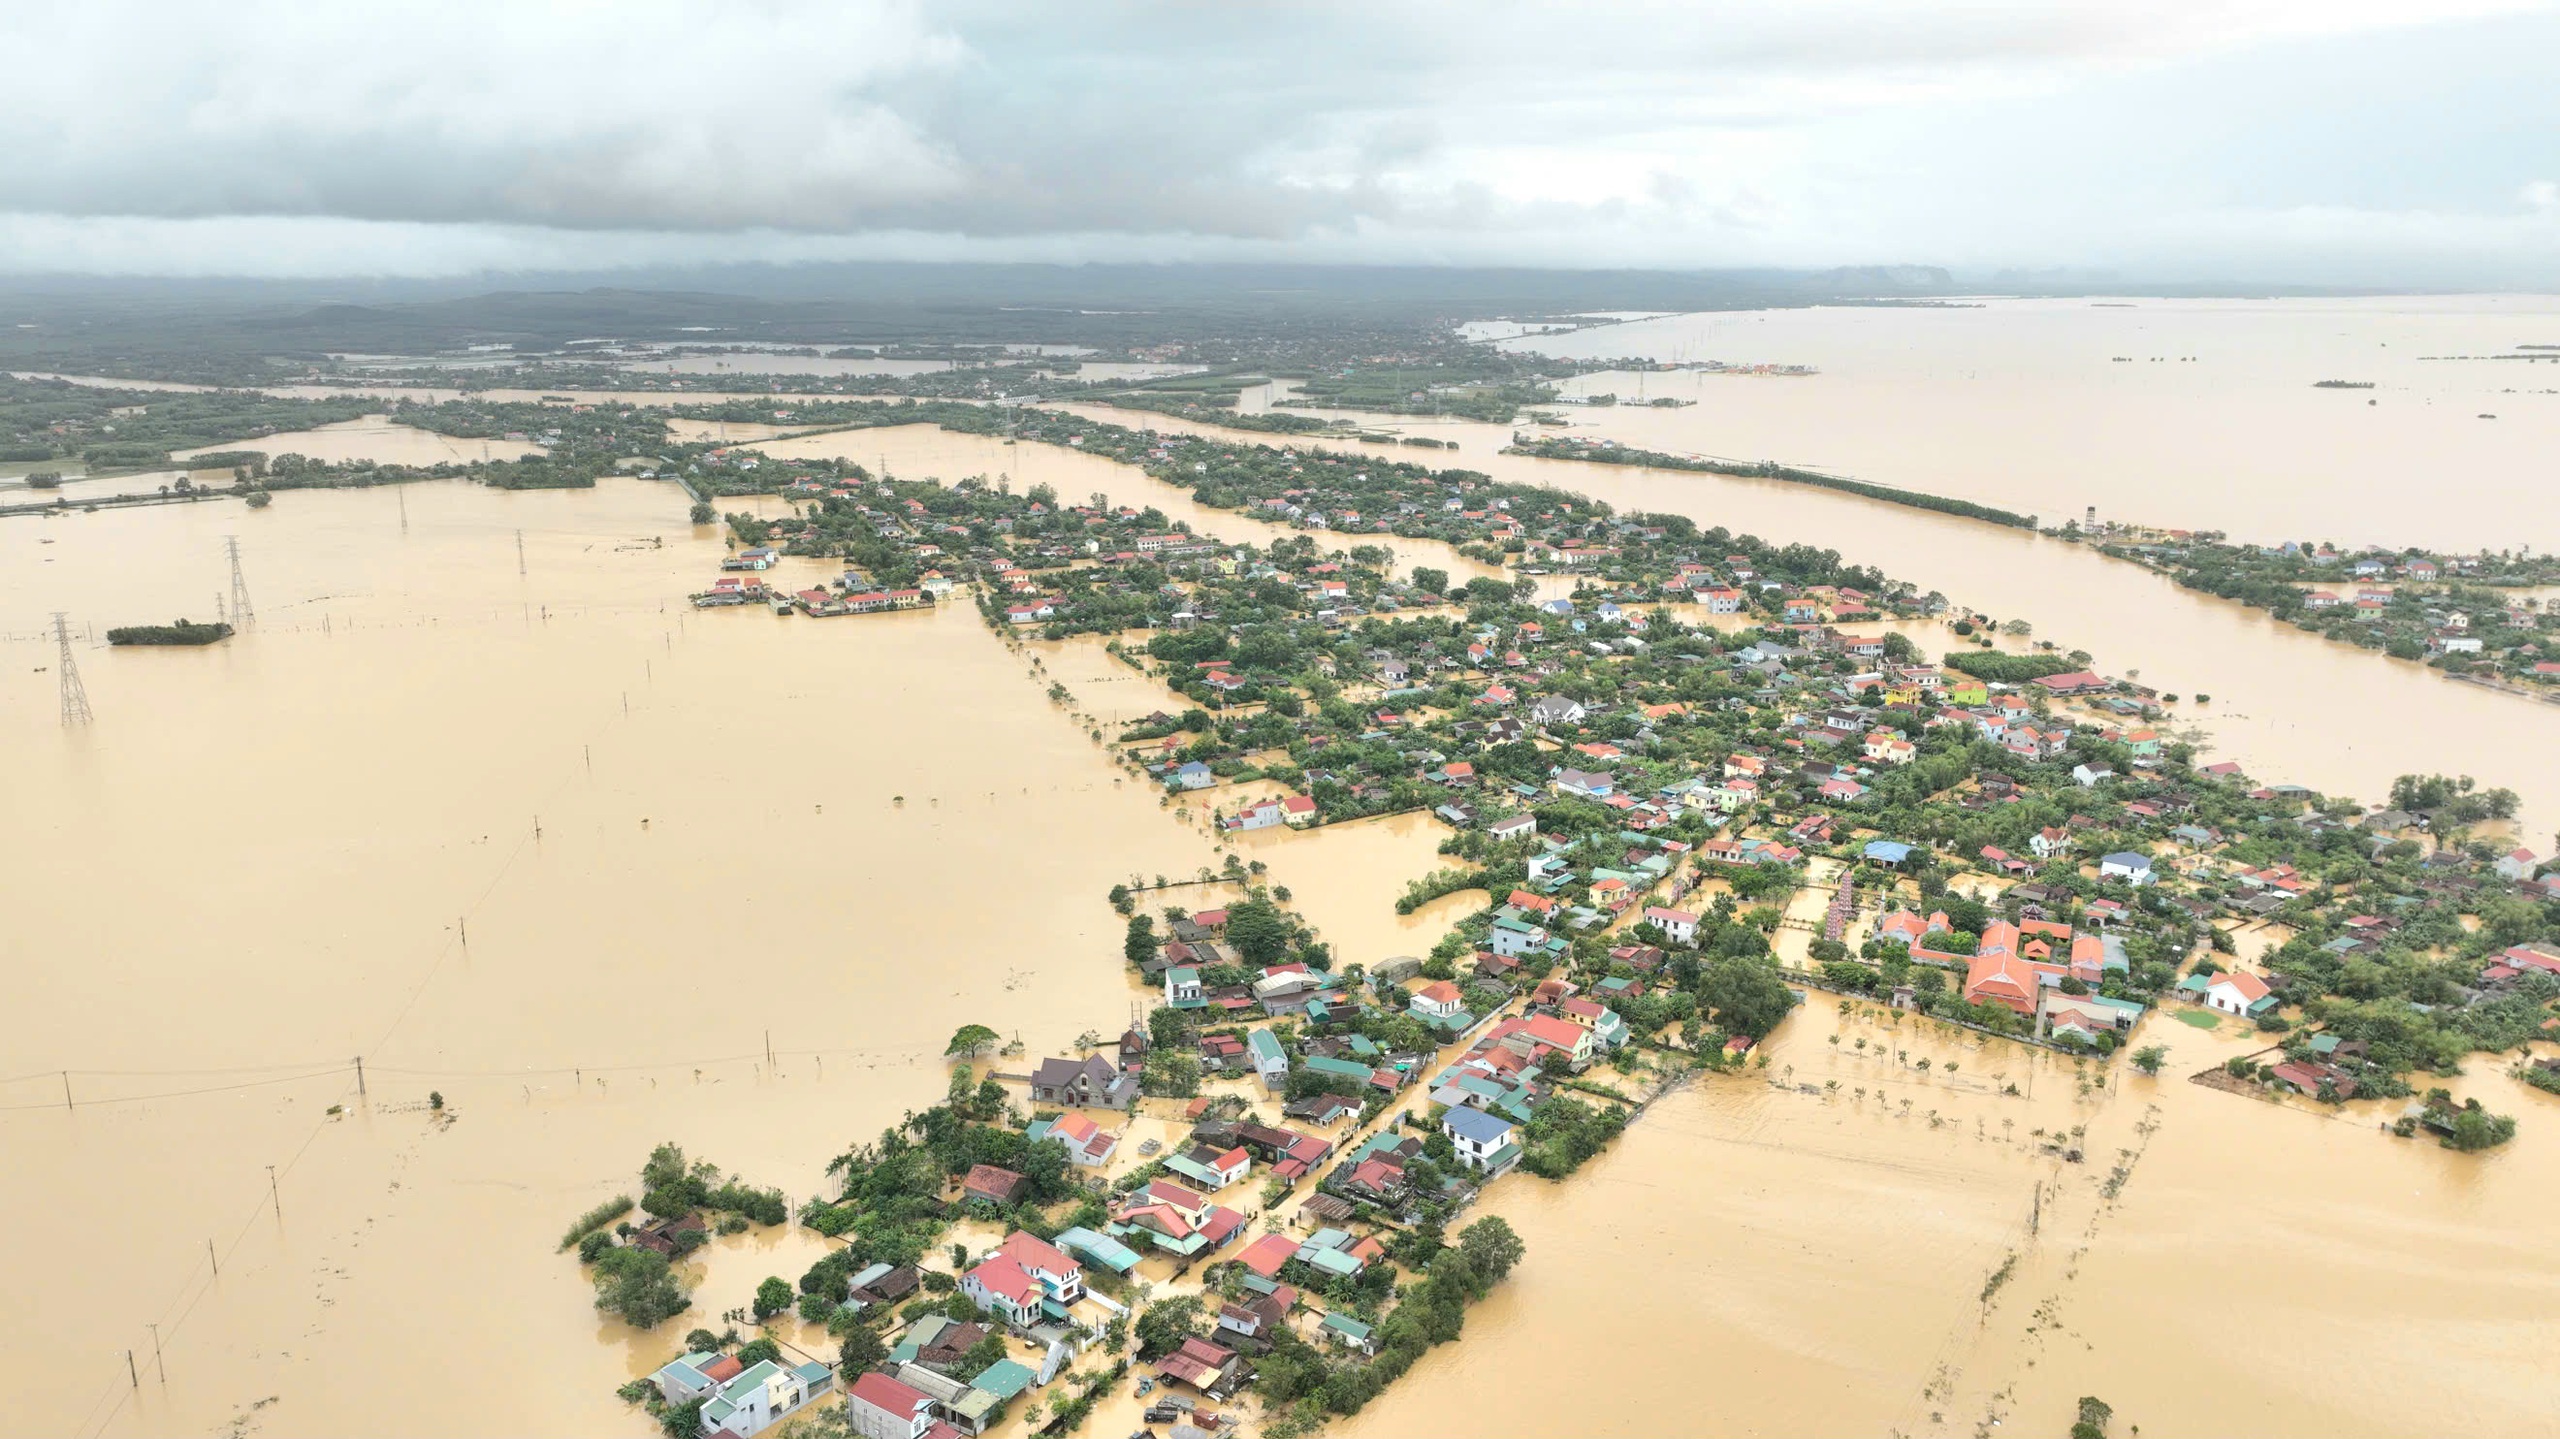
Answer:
[647,1352,721,1404]
[694,1358,836,1439]
[1051,1225,1143,1275]
[969,1358,1036,1403]
[1302,1054,1376,1085]
[1318,1311,1376,1353]
[1246,1028,1289,1083]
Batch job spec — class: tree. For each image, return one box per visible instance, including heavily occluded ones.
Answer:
[1135,1295,1204,1358]
[945,1024,1000,1058]
[1456,1215,1524,1289]
[2131,1045,2168,1076]
[2447,1106,2517,1152]
[659,1397,709,1439]
[838,1324,887,1379]
[1124,913,1160,966]
[958,1330,1008,1376]
[753,1275,794,1322]
[1699,958,1795,1039]
[1225,897,1292,966]
[592,1248,691,1329]
[1409,566,1448,596]
[2070,1396,2113,1439]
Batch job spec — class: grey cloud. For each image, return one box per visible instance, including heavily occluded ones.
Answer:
[0,0,2555,280]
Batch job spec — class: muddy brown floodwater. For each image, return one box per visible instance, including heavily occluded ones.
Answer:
[0,476,1433,1437]
[1331,989,2560,1439]
[9,379,2560,1438]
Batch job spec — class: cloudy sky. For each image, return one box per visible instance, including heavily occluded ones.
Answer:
[4,0,2556,284]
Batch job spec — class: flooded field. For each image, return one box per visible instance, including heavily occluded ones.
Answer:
[0,477,1346,1437]
[1504,295,2560,552]
[1332,990,2560,1439]
[171,415,547,466]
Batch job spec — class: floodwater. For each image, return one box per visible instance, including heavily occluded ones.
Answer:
[1498,295,2560,552]
[1039,402,2560,844]
[14,301,2560,1439]
[1334,990,2560,1439]
[170,416,547,466]
[0,476,1316,1438]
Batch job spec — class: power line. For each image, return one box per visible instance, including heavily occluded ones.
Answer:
[54,612,93,725]
[0,1067,350,1113]
[224,535,255,629]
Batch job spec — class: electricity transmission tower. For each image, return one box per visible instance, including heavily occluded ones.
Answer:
[54,612,93,725]
[224,536,255,629]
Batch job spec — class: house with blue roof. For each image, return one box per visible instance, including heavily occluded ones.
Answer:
[1441,1104,1522,1177]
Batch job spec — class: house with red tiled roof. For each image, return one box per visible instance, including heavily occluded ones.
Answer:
[1964,950,2040,1015]
[1410,980,1464,1020]
[847,1371,937,1439]
[1236,1231,1301,1279]
[1155,1337,1244,1397]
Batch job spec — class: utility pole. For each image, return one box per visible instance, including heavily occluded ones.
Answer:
[148,1323,164,1382]
[354,1056,366,1097]
[516,528,527,576]
[53,613,93,725]
[224,536,255,629]
[266,1164,280,1220]
[207,1237,218,1276]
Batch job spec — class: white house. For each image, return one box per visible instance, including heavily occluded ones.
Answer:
[2072,764,2114,788]
[1862,731,1916,765]
[1223,798,1285,832]
[2098,851,2155,886]
[1408,980,1465,1020]
[1441,1105,1521,1176]
[2205,970,2276,1017]
[1642,906,1700,946]
[696,1359,837,1439]
[1529,695,1587,727]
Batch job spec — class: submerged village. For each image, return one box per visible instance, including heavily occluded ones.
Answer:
[518,401,2560,1439]
[10,368,2556,1438]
